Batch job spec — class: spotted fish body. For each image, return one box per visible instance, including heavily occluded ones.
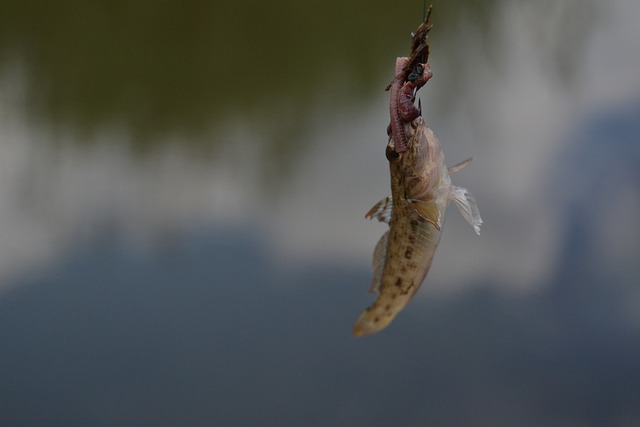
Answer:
[352,117,482,336]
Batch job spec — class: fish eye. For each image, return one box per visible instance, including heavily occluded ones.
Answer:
[385,145,400,162]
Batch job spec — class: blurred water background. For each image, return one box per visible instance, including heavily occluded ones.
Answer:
[1,0,639,425]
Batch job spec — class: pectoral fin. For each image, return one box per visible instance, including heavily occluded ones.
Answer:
[409,200,442,230]
[365,196,393,224]
[369,231,389,293]
[451,186,482,235]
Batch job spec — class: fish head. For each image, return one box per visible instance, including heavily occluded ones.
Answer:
[387,117,447,197]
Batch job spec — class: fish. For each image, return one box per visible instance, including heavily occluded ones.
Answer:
[352,118,482,336]
[353,8,482,336]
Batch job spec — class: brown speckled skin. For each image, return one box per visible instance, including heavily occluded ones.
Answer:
[353,117,453,336]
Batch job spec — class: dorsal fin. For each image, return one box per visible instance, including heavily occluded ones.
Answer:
[448,157,474,174]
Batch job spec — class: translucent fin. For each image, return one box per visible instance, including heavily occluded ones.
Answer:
[451,186,482,235]
[409,200,441,230]
[448,157,474,174]
[369,231,389,293]
[365,196,393,224]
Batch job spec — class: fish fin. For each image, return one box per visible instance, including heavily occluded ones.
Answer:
[409,200,441,230]
[451,186,482,235]
[369,231,389,293]
[448,157,474,174]
[365,196,393,224]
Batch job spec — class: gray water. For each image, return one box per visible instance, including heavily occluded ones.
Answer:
[1,0,639,425]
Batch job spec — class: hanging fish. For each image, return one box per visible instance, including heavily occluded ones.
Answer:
[353,6,482,336]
